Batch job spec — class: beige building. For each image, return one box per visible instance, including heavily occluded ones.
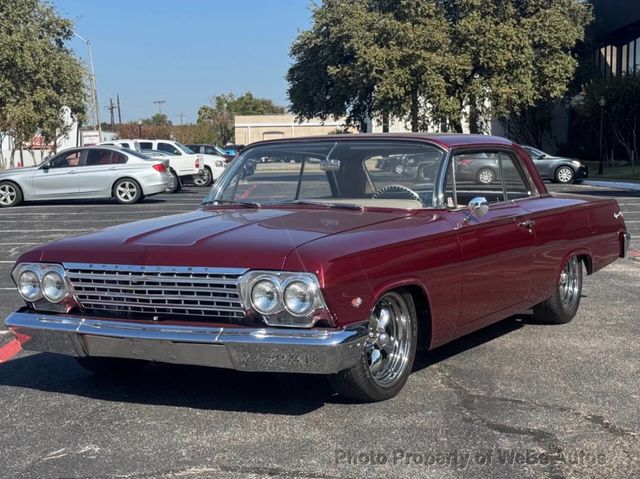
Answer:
[234,114,354,145]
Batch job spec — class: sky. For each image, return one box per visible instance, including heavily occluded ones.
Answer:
[52,0,313,124]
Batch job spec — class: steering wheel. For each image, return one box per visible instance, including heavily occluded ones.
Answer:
[372,184,421,202]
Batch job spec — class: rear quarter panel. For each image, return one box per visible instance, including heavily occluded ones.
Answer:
[522,193,626,304]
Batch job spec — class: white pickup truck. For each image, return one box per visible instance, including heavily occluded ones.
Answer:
[136,140,225,188]
[100,139,202,192]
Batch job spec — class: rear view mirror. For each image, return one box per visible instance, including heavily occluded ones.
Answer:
[320,158,341,171]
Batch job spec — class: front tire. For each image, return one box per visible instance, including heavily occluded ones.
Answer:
[0,181,22,208]
[555,166,575,184]
[477,168,496,184]
[532,256,583,324]
[113,178,143,204]
[193,167,213,187]
[329,290,417,402]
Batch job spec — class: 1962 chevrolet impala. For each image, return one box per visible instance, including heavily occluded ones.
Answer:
[4,134,630,401]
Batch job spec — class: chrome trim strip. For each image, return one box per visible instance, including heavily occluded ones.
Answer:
[62,263,248,275]
[5,311,367,374]
[622,232,631,257]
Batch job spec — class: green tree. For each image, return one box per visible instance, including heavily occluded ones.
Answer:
[142,113,171,126]
[196,92,284,144]
[287,0,591,133]
[0,0,86,166]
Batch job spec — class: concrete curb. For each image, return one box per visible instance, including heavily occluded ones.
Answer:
[583,180,640,191]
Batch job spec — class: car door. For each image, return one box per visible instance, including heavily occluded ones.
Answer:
[30,149,82,198]
[442,149,538,328]
[76,148,126,196]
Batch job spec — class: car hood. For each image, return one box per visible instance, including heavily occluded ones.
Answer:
[24,207,413,270]
[0,166,38,176]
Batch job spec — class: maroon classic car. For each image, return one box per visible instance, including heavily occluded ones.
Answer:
[5,134,630,402]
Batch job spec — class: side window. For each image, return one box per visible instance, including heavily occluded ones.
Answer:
[49,150,81,168]
[86,149,128,166]
[444,151,533,208]
[120,142,130,149]
[138,141,153,150]
[501,154,532,200]
[158,142,180,155]
[204,147,217,155]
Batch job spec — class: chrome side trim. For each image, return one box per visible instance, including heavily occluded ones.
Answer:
[62,263,248,275]
[5,311,367,374]
[622,232,631,257]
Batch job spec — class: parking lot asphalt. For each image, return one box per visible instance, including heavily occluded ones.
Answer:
[0,183,638,479]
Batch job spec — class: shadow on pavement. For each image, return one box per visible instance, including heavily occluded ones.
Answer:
[0,316,525,414]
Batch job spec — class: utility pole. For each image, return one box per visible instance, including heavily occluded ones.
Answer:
[153,100,167,114]
[116,94,122,124]
[107,98,116,130]
[176,113,185,125]
[73,32,102,142]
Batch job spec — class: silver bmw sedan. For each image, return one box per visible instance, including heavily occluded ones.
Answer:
[0,146,172,207]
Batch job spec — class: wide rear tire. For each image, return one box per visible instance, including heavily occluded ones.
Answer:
[532,256,583,324]
[328,290,417,402]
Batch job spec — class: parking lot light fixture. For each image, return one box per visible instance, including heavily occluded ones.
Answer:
[73,31,102,142]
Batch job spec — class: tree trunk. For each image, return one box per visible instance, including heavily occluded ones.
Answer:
[382,112,389,133]
[468,95,480,134]
[410,87,419,132]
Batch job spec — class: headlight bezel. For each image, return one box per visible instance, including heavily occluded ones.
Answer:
[240,271,329,328]
[41,270,67,303]
[11,263,74,310]
[18,269,42,301]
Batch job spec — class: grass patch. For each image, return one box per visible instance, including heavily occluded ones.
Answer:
[584,162,640,182]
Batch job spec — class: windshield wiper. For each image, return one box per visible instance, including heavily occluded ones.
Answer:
[202,199,261,208]
[279,199,364,211]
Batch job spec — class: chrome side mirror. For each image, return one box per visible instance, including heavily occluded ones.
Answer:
[457,197,489,228]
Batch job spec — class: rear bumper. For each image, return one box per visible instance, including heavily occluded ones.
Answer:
[4,311,367,374]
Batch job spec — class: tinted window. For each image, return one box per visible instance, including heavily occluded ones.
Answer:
[86,149,128,166]
[120,142,130,149]
[49,150,81,168]
[138,141,153,150]
[204,147,218,155]
[158,142,180,155]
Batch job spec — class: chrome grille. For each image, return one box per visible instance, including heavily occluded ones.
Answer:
[64,263,247,320]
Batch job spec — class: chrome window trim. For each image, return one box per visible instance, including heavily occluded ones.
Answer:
[438,146,540,211]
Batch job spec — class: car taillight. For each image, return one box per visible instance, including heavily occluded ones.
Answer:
[152,163,166,173]
[195,159,200,169]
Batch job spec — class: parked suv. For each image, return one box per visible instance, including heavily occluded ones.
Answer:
[187,144,234,163]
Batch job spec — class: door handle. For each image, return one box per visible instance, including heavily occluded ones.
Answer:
[517,219,535,231]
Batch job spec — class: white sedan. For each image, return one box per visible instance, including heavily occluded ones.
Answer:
[0,146,171,207]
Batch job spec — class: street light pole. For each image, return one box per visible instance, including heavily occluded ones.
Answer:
[599,96,606,176]
[137,120,142,138]
[74,32,102,142]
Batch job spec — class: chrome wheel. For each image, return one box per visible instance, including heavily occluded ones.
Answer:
[193,168,212,187]
[366,292,412,386]
[559,256,580,310]
[115,180,138,203]
[0,183,17,206]
[556,167,574,184]
[477,168,495,184]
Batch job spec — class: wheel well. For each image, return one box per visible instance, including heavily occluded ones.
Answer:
[396,284,431,351]
[577,254,593,275]
[0,179,23,193]
[112,177,143,197]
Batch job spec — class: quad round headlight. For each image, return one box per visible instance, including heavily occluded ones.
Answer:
[251,279,280,314]
[42,271,67,303]
[18,270,41,301]
[284,280,315,316]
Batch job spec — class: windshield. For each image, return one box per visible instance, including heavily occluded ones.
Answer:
[215,146,228,156]
[204,140,445,208]
[176,142,195,154]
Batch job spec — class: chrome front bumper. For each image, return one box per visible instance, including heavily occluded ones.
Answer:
[4,311,367,374]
